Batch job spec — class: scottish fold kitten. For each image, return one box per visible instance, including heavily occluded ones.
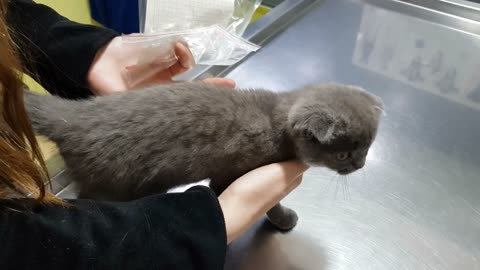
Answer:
[24,82,384,230]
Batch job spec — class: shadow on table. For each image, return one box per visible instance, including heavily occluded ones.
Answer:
[224,218,328,270]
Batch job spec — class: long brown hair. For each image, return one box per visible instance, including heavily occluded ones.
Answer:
[0,0,62,204]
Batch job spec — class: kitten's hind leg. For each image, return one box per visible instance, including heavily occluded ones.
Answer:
[267,203,298,231]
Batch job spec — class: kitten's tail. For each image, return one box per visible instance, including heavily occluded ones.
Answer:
[23,90,76,140]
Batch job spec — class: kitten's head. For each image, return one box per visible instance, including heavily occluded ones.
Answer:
[287,83,384,175]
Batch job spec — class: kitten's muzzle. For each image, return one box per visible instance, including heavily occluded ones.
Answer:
[338,168,352,175]
[353,160,365,170]
[338,164,363,175]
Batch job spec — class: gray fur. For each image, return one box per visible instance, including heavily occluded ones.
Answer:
[24,82,383,230]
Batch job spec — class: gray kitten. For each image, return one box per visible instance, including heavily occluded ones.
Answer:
[24,82,384,230]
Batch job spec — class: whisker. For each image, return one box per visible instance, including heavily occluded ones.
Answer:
[326,173,336,194]
[343,176,348,200]
[362,168,370,183]
[334,175,340,202]
[364,166,377,181]
[343,176,349,200]
[345,176,351,200]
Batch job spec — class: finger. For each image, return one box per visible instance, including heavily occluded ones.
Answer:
[247,161,308,192]
[271,161,309,180]
[255,173,304,214]
[169,42,194,76]
[220,161,306,201]
[129,42,190,87]
[202,78,236,88]
[123,61,175,89]
[225,160,308,204]
[241,173,304,221]
[285,174,303,195]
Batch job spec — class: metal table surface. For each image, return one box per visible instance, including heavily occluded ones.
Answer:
[51,0,480,269]
[218,0,480,269]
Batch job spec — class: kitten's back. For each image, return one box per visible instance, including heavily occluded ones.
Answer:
[24,83,287,199]
[24,91,82,141]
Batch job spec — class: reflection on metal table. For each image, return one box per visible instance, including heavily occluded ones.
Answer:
[220,0,480,269]
[53,0,480,269]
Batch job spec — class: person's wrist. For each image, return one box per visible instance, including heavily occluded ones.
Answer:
[219,161,308,243]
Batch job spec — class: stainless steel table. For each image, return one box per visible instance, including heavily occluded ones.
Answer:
[54,0,480,268]
[219,0,480,269]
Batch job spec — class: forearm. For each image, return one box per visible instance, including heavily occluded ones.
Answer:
[219,161,306,243]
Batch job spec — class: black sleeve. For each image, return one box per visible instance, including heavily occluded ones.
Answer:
[0,186,227,270]
[6,0,120,99]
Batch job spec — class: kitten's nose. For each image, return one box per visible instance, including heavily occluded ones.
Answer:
[353,160,365,169]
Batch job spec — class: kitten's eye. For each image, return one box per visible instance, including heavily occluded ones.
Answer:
[336,152,349,161]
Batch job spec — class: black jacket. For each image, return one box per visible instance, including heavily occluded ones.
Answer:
[0,187,227,270]
[1,1,227,269]
[7,0,117,99]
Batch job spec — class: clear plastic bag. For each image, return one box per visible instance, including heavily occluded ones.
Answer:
[227,0,262,36]
[129,0,262,88]
[121,25,260,88]
[138,0,262,36]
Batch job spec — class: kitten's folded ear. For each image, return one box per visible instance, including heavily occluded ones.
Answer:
[288,105,339,144]
[372,95,386,116]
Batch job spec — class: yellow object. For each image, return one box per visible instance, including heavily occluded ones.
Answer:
[251,5,270,23]
[26,1,97,176]
[33,0,96,25]
[24,1,99,93]
[23,74,47,94]
[37,136,65,176]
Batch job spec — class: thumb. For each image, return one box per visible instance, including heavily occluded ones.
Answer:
[202,78,236,88]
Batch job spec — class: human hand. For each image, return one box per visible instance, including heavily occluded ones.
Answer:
[87,37,235,95]
[219,161,309,243]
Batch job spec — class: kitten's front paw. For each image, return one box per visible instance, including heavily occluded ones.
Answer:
[267,207,298,231]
